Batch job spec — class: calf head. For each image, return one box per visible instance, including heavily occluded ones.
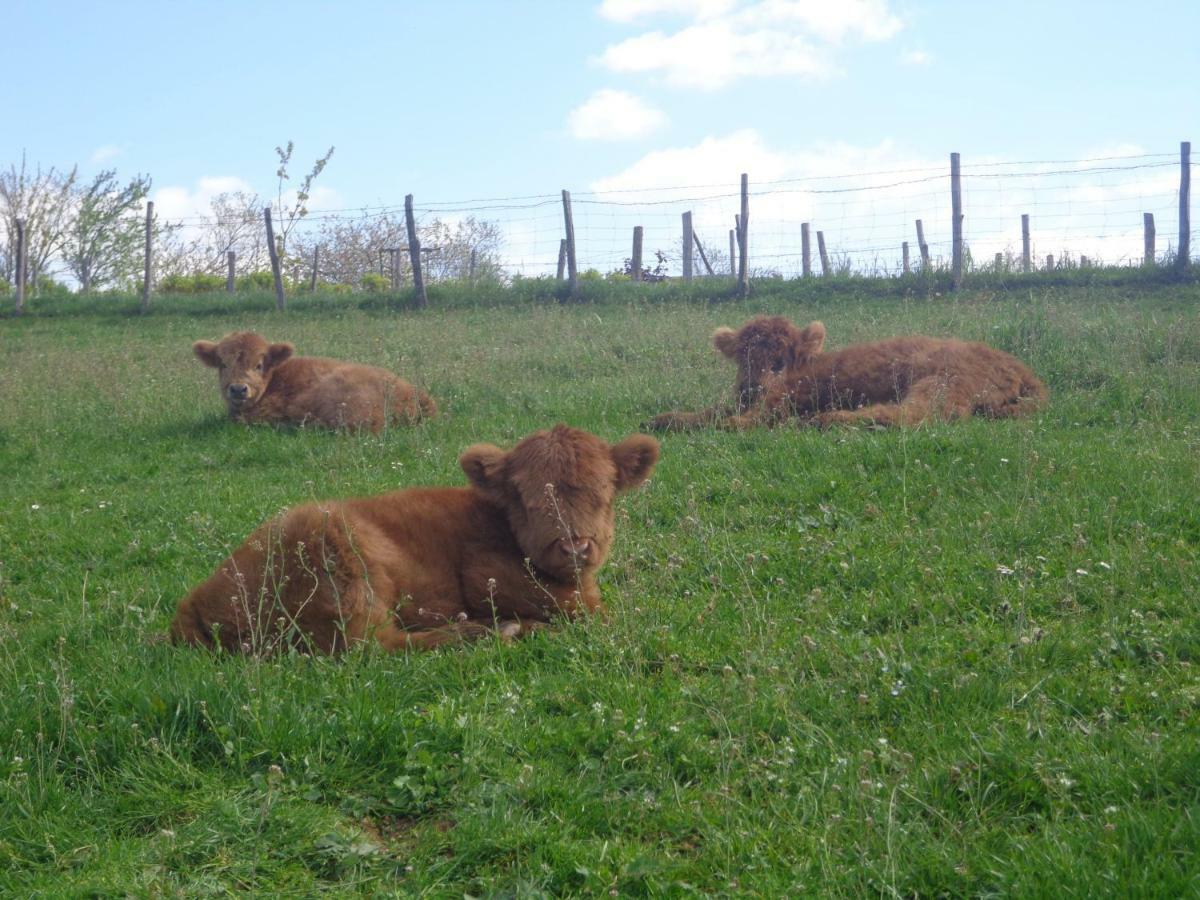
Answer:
[460,425,659,580]
[712,316,826,409]
[193,332,295,414]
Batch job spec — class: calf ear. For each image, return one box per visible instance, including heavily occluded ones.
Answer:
[460,444,508,501]
[193,340,221,368]
[611,434,660,493]
[797,321,826,358]
[265,342,295,370]
[712,327,738,358]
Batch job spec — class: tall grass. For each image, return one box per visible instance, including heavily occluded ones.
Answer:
[0,281,1197,895]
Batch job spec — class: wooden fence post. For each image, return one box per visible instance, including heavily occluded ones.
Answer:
[309,247,320,291]
[1144,212,1156,266]
[226,250,236,292]
[469,248,477,283]
[902,240,910,274]
[561,189,578,297]
[1046,254,1054,270]
[1021,214,1031,273]
[387,248,399,291]
[141,200,154,312]
[801,222,812,277]
[682,211,694,282]
[556,240,567,280]
[950,152,963,289]
[405,194,427,308]
[1080,256,1089,269]
[13,218,25,315]
[264,207,285,310]
[1178,141,1191,270]
[817,231,831,276]
[994,252,1003,270]
[631,226,643,281]
[737,173,749,297]
[728,229,736,276]
[693,232,714,276]
[915,219,930,270]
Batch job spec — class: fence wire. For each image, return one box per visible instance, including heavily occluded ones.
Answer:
[169,151,1194,280]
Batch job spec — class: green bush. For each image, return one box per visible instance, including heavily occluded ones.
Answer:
[159,273,225,294]
[236,271,275,292]
[35,276,72,298]
[0,280,10,297]
[360,272,389,293]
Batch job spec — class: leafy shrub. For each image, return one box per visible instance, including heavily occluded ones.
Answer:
[0,280,10,297]
[159,273,225,294]
[35,276,73,298]
[236,271,276,291]
[360,272,389,293]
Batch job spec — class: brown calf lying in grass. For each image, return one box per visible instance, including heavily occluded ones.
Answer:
[170,425,660,653]
[193,331,436,432]
[651,315,1047,429]
[649,315,799,431]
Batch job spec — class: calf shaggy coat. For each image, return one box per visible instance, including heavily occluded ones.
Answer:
[193,331,436,432]
[652,316,1047,429]
[649,315,799,430]
[170,425,660,653]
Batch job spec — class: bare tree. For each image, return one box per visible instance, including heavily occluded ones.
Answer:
[420,217,504,281]
[291,211,506,289]
[0,153,78,290]
[291,210,405,288]
[191,190,266,275]
[63,170,152,292]
[272,141,334,263]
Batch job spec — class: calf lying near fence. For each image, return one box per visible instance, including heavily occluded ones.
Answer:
[193,331,436,431]
[170,425,660,653]
[651,315,1047,430]
[649,315,802,430]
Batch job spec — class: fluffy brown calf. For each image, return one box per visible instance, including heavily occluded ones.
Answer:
[649,315,804,431]
[651,315,1047,429]
[193,331,436,432]
[170,425,660,654]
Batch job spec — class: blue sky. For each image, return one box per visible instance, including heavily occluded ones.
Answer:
[6,0,1198,271]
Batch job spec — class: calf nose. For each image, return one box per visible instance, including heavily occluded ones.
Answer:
[228,383,249,399]
[558,537,594,560]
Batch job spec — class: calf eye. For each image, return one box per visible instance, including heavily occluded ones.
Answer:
[255,362,264,372]
[771,360,785,373]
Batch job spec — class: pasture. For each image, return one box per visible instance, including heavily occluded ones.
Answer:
[1,280,1198,895]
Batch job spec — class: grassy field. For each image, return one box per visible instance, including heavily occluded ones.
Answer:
[1,279,1198,896]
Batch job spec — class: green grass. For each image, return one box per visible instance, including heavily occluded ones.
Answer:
[1,279,1198,896]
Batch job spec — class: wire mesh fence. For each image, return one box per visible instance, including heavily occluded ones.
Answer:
[147,144,1198,294]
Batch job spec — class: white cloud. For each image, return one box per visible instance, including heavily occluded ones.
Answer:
[152,176,256,221]
[900,49,931,66]
[591,129,792,192]
[599,0,734,23]
[568,89,667,140]
[90,144,123,164]
[598,0,903,88]
[601,21,831,89]
[739,1,902,44]
[152,177,342,223]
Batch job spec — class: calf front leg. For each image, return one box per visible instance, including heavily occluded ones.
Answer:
[369,619,499,651]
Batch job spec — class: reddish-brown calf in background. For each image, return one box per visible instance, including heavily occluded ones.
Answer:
[170,425,660,654]
[649,315,804,431]
[651,315,1047,430]
[193,331,436,432]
